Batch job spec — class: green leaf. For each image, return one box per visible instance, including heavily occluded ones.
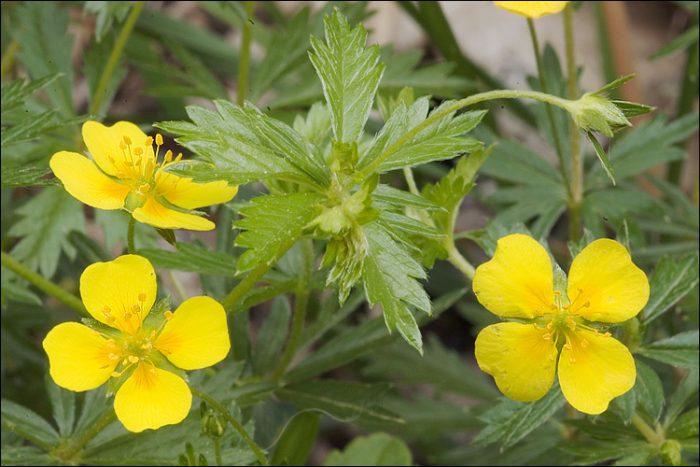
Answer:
[8,187,85,278]
[1,74,61,115]
[587,132,616,185]
[235,192,323,272]
[0,447,59,466]
[378,211,443,239]
[309,10,385,143]
[362,222,430,352]
[664,369,699,426]
[372,184,442,211]
[637,331,699,368]
[46,377,75,437]
[11,2,74,115]
[323,433,412,466]
[158,101,329,187]
[642,254,699,324]
[139,242,236,276]
[634,359,665,423]
[1,399,59,450]
[473,385,565,450]
[84,1,131,42]
[0,163,55,188]
[84,35,129,117]
[667,407,699,439]
[277,380,404,425]
[650,25,699,60]
[271,412,320,466]
[253,296,291,375]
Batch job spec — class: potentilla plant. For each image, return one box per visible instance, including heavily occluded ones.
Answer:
[1,2,697,467]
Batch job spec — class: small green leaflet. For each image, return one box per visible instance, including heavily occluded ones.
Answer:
[235,192,323,272]
[309,9,384,144]
[323,433,412,466]
[362,222,430,353]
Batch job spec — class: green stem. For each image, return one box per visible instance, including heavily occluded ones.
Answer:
[127,217,136,254]
[1,251,88,317]
[403,167,420,195]
[190,388,269,466]
[53,410,115,463]
[361,89,573,177]
[168,270,187,302]
[213,438,222,466]
[89,1,144,116]
[237,1,254,106]
[447,245,475,280]
[0,40,20,79]
[272,239,313,381]
[564,4,583,242]
[632,413,665,446]
[527,18,570,193]
[221,262,272,314]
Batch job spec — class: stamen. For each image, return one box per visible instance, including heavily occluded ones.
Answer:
[164,310,174,321]
[542,332,552,341]
[128,355,139,363]
[603,332,611,337]
[563,342,572,350]
[134,147,143,156]
[145,136,154,146]
[123,135,132,146]
[138,292,147,302]
[131,304,140,314]
[164,150,173,163]
[174,152,183,163]
[108,353,120,361]
[120,140,127,150]
[155,134,163,146]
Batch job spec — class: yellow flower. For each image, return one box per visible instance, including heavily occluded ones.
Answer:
[494,1,569,18]
[472,234,649,414]
[50,121,238,231]
[42,255,230,432]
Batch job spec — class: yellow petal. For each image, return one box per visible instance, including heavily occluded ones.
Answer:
[42,322,119,392]
[132,197,215,231]
[82,121,154,177]
[113,363,191,432]
[155,171,238,210]
[50,151,130,210]
[567,238,649,323]
[155,296,230,370]
[494,1,569,18]
[472,234,554,319]
[80,255,156,334]
[475,322,558,402]
[558,328,635,415]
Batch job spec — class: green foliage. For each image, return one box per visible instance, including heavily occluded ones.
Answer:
[323,433,412,466]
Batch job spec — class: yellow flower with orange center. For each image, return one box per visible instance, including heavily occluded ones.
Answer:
[42,255,230,432]
[50,121,238,231]
[472,234,649,414]
[494,1,569,18]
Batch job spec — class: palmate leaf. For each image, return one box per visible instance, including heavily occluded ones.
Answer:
[234,192,324,272]
[309,9,384,143]
[362,222,430,352]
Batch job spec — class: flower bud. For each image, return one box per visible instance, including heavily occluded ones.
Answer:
[567,92,631,137]
[660,439,682,466]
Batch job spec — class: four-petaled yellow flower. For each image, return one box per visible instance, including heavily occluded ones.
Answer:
[472,234,649,414]
[494,1,569,19]
[50,121,237,231]
[43,255,230,432]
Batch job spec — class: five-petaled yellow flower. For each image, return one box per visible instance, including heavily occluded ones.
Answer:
[50,121,237,231]
[472,234,649,414]
[494,1,569,18]
[43,255,230,432]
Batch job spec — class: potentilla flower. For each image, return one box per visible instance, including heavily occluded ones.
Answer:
[42,255,230,432]
[50,121,237,231]
[494,1,569,18]
[472,234,649,414]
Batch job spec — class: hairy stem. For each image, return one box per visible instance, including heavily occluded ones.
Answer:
[1,251,88,317]
[632,413,665,446]
[361,89,573,177]
[447,245,475,280]
[564,4,583,242]
[190,388,269,466]
[272,239,313,381]
[53,410,115,463]
[127,217,136,254]
[89,1,144,116]
[237,2,254,106]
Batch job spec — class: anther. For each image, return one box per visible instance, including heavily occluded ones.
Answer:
[131,304,140,313]
[123,135,132,145]
[134,147,143,156]
[145,136,154,146]
[542,332,552,341]
[164,150,173,162]
[124,312,132,320]
[174,152,183,163]
[141,342,152,350]
[155,134,163,146]
[564,342,572,350]
[569,357,576,364]
[138,292,147,302]
[108,353,120,361]
[128,355,139,363]
[603,332,611,337]
[102,305,112,315]
[120,141,127,150]
[164,310,174,320]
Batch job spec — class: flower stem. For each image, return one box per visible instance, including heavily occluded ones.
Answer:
[564,4,583,242]
[221,262,271,314]
[127,217,136,254]
[213,438,222,466]
[88,1,144,116]
[272,239,313,381]
[237,2,254,106]
[631,413,665,446]
[1,251,88,317]
[190,388,269,466]
[53,410,115,463]
[361,89,573,177]
[447,245,475,280]
[527,18,570,194]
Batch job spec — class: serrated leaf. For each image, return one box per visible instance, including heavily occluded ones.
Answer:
[309,10,385,143]
[84,1,131,42]
[276,380,403,425]
[0,163,55,188]
[664,369,699,426]
[473,385,565,450]
[362,222,429,352]
[1,399,59,450]
[668,407,699,439]
[11,2,74,115]
[235,192,323,272]
[634,359,664,423]
[637,331,699,368]
[46,377,75,437]
[378,211,443,239]
[139,242,236,276]
[642,254,699,324]
[1,446,59,466]
[8,187,85,278]
[323,433,412,466]
[1,74,61,115]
